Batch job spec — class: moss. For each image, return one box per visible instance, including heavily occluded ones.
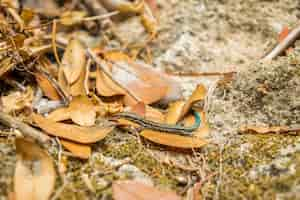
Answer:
[101,132,186,190]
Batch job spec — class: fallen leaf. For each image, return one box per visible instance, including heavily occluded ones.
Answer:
[278,26,293,54]
[113,180,181,200]
[178,84,206,121]
[192,182,203,200]
[97,52,182,105]
[70,60,88,96]
[239,125,300,135]
[145,0,158,13]
[140,130,207,148]
[130,102,146,116]
[0,57,14,78]
[34,72,60,100]
[116,118,140,128]
[129,103,164,122]
[20,9,35,25]
[124,60,181,104]
[69,96,96,126]
[103,51,132,62]
[61,39,86,85]
[1,87,34,113]
[183,110,209,138]
[278,26,289,42]
[60,139,91,159]
[58,66,70,95]
[165,101,185,124]
[14,138,56,200]
[32,113,114,144]
[100,0,143,14]
[46,96,97,126]
[96,66,139,106]
[144,106,165,123]
[60,11,87,26]
[46,107,70,122]
[96,68,126,97]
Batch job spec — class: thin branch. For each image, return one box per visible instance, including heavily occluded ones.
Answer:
[263,24,300,61]
[0,111,50,144]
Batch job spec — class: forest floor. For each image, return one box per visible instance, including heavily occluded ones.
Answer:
[1,0,300,199]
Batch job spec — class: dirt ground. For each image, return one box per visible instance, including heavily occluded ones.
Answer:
[1,0,300,199]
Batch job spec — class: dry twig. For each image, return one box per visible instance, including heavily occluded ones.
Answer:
[0,111,50,143]
[263,24,300,60]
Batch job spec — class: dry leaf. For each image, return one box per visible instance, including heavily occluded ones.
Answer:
[144,106,165,123]
[103,51,132,62]
[165,101,185,125]
[100,0,143,13]
[116,118,140,128]
[115,60,180,104]
[129,102,165,122]
[69,96,96,126]
[278,26,293,54]
[130,102,146,116]
[145,0,158,13]
[113,180,181,200]
[14,138,56,200]
[178,84,206,121]
[1,87,34,113]
[34,72,60,100]
[60,139,91,159]
[32,113,114,144]
[279,27,289,42]
[96,67,139,106]
[60,11,87,26]
[70,60,88,96]
[96,68,126,97]
[97,53,182,105]
[46,107,70,122]
[111,61,169,105]
[183,110,210,138]
[239,125,295,134]
[46,96,97,125]
[0,57,14,78]
[140,130,207,148]
[61,39,86,85]
[58,66,70,95]
[164,85,206,124]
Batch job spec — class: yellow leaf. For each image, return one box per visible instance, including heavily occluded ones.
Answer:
[34,72,60,100]
[140,130,207,148]
[96,68,138,106]
[183,110,210,138]
[239,125,291,134]
[144,106,165,123]
[70,60,89,96]
[96,68,125,97]
[46,107,70,122]
[60,139,91,159]
[69,96,96,126]
[104,51,132,62]
[0,57,14,78]
[1,87,34,113]
[179,84,206,121]
[60,11,87,26]
[61,39,86,85]
[58,66,70,95]
[32,113,114,144]
[165,101,185,124]
[14,138,56,200]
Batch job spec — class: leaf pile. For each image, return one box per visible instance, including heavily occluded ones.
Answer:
[0,1,210,199]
